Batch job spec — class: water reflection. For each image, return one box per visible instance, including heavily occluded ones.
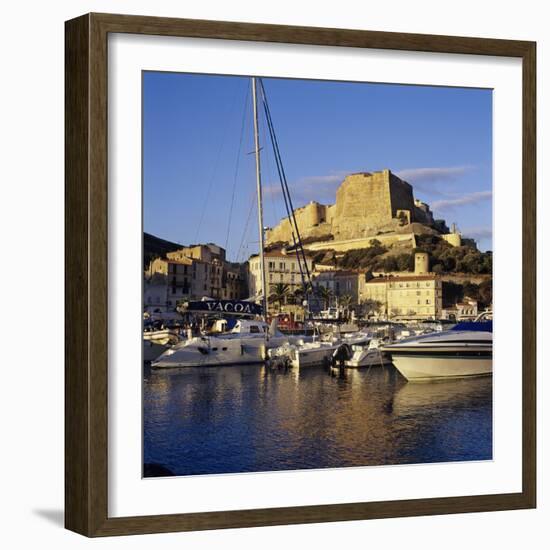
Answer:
[143,364,492,476]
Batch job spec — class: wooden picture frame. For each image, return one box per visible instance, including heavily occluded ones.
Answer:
[65,12,536,536]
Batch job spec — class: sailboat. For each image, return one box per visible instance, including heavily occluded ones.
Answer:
[152,77,301,368]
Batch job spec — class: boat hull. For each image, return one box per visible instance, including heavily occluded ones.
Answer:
[345,350,391,368]
[143,340,170,362]
[292,344,339,368]
[391,353,492,381]
[152,341,266,368]
[151,335,294,368]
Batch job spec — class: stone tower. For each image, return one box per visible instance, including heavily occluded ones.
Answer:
[414,252,429,275]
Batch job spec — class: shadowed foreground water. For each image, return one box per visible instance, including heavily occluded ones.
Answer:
[143,364,492,476]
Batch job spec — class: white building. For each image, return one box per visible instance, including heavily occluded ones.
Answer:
[248,249,314,305]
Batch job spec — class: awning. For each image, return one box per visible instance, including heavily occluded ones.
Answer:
[181,300,263,316]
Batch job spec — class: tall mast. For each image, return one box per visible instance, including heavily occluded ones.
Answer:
[252,77,268,322]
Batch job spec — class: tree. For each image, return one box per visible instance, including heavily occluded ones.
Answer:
[269,283,290,311]
[462,281,480,301]
[336,242,388,270]
[478,279,493,307]
[442,281,464,307]
[383,256,398,272]
[290,286,303,305]
[396,253,414,272]
[316,286,333,309]
[362,299,382,318]
[339,294,353,320]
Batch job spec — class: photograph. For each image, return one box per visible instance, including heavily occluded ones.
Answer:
[142,71,493,478]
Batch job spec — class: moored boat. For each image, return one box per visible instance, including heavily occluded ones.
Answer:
[345,338,391,368]
[152,319,291,368]
[381,321,492,382]
[143,326,183,362]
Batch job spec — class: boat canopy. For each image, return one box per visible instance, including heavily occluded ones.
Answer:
[181,299,263,316]
[451,320,493,332]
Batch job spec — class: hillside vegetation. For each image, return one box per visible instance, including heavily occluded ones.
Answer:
[143,232,183,268]
[311,235,492,275]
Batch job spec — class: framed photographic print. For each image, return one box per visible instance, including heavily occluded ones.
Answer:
[65,13,536,536]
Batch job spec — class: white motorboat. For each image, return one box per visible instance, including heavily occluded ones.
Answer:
[268,332,371,369]
[143,329,182,362]
[381,321,492,382]
[286,340,342,368]
[345,338,391,368]
[144,340,172,362]
[152,319,290,368]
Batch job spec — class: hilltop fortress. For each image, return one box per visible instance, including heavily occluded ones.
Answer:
[266,169,464,252]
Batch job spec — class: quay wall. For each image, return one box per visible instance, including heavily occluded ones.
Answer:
[303,232,417,252]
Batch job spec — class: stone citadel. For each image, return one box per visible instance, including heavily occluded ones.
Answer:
[265,169,464,252]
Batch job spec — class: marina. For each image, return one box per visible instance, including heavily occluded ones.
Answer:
[143,306,493,477]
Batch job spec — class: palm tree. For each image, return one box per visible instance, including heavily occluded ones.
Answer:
[339,293,353,321]
[363,299,382,319]
[289,286,303,306]
[316,286,333,310]
[292,282,312,303]
[269,283,290,312]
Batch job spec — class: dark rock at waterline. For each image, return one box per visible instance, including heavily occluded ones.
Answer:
[143,463,175,477]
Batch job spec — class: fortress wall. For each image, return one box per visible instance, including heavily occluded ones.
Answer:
[326,204,337,224]
[442,233,462,247]
[266,217,293,243]
[303,232,417,252]
[332,171,394,238]
[413,200,435,225]
[266,169,440,248]
[413,205,434,225]
[388,173,415,218]
[266,201,331,244]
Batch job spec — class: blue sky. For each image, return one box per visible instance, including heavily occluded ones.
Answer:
[143,72,493,259]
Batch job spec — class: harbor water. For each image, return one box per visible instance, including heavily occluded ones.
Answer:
[143,364,492,477]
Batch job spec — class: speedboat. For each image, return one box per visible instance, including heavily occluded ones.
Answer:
[286,340,342,368]
[345,338,391,368]
[143,327,182,362]
[151,319,290,368]
[381,321,492,382]
[268,332,371,369]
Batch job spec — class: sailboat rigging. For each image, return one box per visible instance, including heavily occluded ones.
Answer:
[251,77,269,323]
[252,77,315,319]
